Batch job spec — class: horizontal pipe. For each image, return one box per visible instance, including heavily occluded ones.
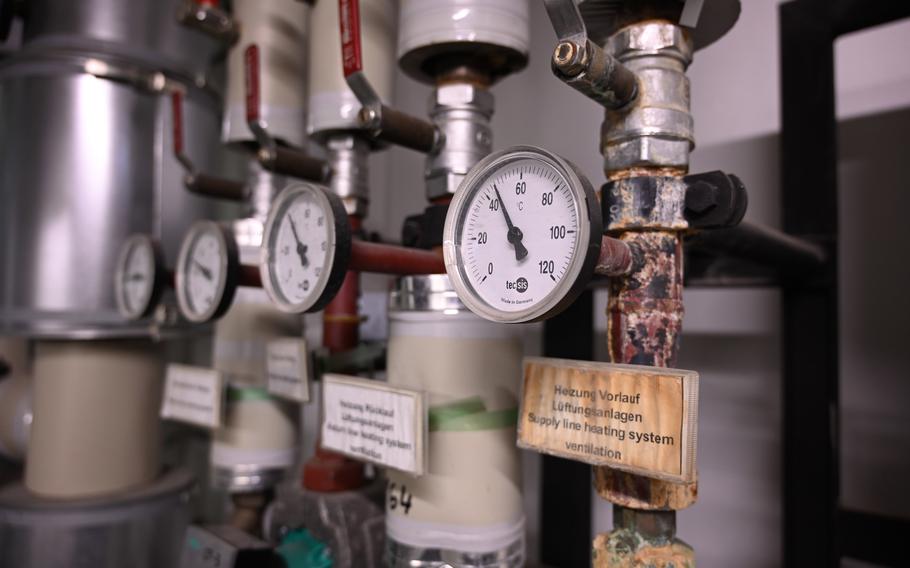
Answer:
[239,265,262,288]
[594,235,635,277]
[350,241,445,275]
[686,221,827,276]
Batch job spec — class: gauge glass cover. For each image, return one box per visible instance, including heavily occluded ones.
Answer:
[176,221,237,322]
[443,146,601,323]
[260,183,350,313]
[114,234,161,319]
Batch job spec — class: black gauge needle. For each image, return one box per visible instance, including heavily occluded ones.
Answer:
[193,260,213,281]
[127,273,145,282]
[289,217,309,268]
[493,185,528,261]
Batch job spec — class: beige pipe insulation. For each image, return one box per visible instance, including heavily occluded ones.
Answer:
[25,340,164,499]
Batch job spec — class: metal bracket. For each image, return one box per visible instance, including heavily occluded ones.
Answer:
[542,0,638,109]
[339,0,443,153]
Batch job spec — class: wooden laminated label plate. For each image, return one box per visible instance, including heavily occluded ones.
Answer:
[518,357,698,483]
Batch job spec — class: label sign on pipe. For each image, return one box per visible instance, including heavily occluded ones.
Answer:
[518,357,699,483]
[161,364,224,429]
[266,338,310,403]
[338,0,362,77]
[321,374,426,475]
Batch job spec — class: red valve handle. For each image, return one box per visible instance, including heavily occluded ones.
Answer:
[171,91,184,158]
[244,44,261,124]
[339,0,363,78]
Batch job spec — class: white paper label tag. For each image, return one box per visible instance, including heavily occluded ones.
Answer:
[321,374,426,475]
[266,338,310,402]
[161,364,224,429]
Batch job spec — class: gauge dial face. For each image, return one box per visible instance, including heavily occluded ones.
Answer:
[176,221,238,322]
[114,234,164,320]
[260,183,351,313]
[443,146,602,323]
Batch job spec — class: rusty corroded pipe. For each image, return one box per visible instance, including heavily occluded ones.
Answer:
[607,231,683,366]
[350,240,445,275]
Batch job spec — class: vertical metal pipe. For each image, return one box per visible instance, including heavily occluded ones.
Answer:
[593,19,696,568]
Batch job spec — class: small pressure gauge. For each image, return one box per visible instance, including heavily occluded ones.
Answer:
[443,146,603,323]
[175,220,240,323]
[114,234,166,320]
[260,182,352,313]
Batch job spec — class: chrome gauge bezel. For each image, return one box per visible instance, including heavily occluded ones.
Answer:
[442,145,603,323]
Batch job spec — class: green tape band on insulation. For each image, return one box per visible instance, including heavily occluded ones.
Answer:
[226,385,272,402]
[428,397,518,432]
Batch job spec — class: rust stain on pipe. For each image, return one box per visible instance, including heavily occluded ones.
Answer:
[607,231,683,367]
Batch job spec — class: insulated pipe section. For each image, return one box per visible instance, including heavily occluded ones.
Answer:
[224,0,309,148]
[25,341,165,498]
[209,200,302,495]
[385,275,525,566]
[543,0,638,109]
[244,44,331,182]
[339,0,443,154]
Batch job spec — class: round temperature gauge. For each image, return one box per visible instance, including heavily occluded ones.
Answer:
[114,234,166,320]
[260,182,352,313]
[175,221,240,323]
[443,146,602,323]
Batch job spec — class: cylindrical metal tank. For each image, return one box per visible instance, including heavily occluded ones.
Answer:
[0,468,194,568]
[385,275,526,567]
[0,0,223,338]
[20,0,219,77]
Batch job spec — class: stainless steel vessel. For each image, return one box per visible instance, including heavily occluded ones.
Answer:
[0,468,194,568]
[0,0,225,338]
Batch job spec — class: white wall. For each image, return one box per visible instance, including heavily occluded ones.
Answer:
[365,1,910,565]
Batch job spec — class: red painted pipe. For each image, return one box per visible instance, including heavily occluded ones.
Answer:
[305,215,365,492]
[350,241,445,275]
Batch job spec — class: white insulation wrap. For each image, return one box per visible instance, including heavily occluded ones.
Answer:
[385,306,525,562]
[308,0,397,136]
[25,341,164,498]
[397,0,530,82]
[223,0,309,147]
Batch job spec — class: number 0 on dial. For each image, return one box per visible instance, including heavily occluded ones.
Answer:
[443,146,603,323]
